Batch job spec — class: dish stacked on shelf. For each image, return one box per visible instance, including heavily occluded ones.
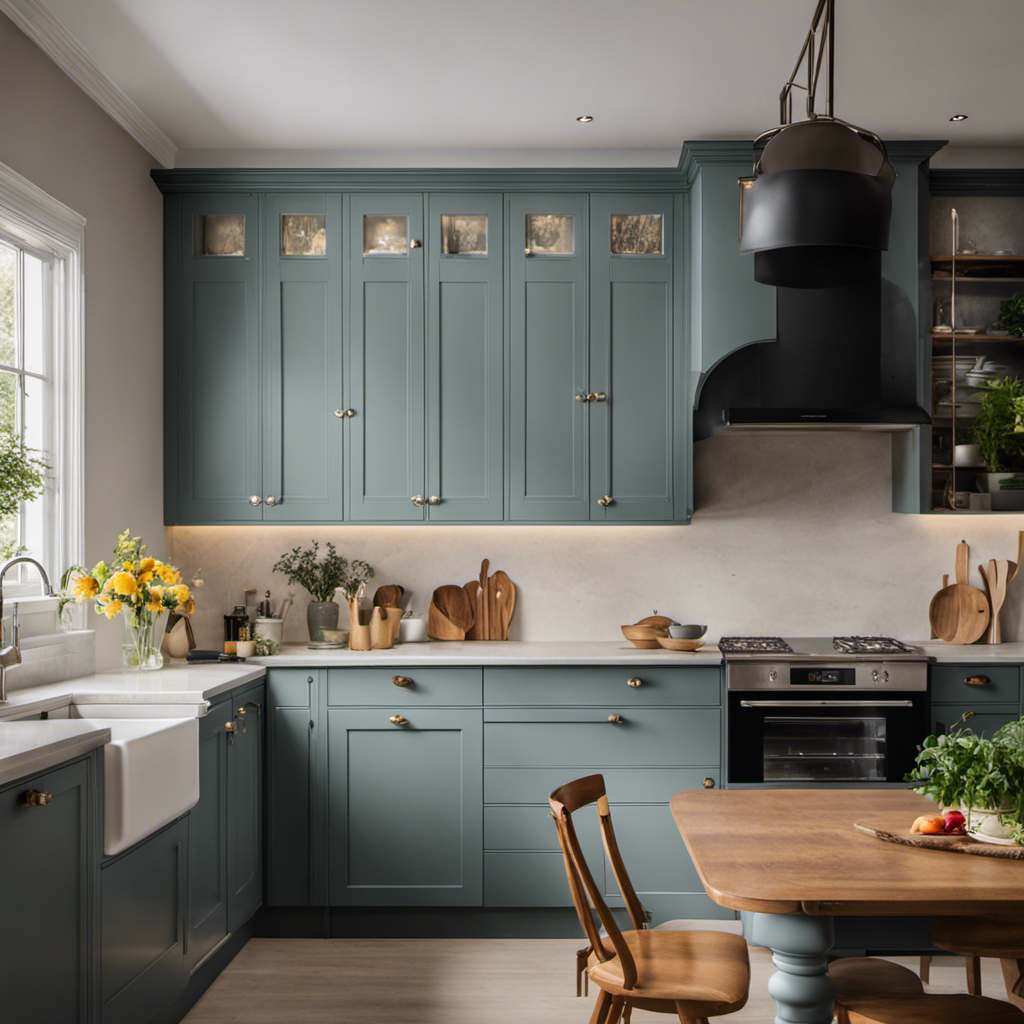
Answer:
[934,355,1006,418]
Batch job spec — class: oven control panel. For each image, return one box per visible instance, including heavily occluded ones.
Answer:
[726,661,927,690]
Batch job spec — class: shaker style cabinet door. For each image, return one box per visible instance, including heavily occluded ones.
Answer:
[262,195,345,521]
[348,194,426,520]
[170,194,262,522]
[425,193,504,520]
[508,194,590,521]
[227,682,265,930]
[589,195,675,520]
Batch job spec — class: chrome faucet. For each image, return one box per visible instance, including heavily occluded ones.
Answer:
[0,557,55,706]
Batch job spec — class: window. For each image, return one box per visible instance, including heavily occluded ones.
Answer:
[0,161,84,603]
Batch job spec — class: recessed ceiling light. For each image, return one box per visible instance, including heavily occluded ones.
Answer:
[949,114,968,122]
[575,115,594,123]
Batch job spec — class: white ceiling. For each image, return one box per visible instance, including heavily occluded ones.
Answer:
[32,0,1024,165]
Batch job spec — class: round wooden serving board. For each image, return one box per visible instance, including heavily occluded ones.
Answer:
[854,822,1024,860]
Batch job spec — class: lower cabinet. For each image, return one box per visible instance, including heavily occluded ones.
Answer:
[100,817,189,1024]
[228,682,264,929]
[930,663,1022,739]
[0,755,95,1024]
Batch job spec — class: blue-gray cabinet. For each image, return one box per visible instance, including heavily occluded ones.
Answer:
[228,682,264,929]
[930,663,1022,738]
[100,816,189,1024]
[0,754,96,1024]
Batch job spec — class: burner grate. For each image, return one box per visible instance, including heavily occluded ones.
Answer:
[720,637,794,654]
[832,636,916,655]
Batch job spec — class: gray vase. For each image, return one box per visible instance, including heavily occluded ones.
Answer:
[306,600,339,641]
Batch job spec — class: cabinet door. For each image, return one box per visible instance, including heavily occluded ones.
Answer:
[263,195,345,520]
[589,195,675,520]
[348,194,426,520]
[932,705,1020,738]
[0,758,92,1024]
[228,683,264,930]
[508,194,590,520]
[189,700,229,968]
[173,194,262,522]
[266,670,320,905]
[425,193,504,520]
[327,707,482,905]
[100,817,189,1024]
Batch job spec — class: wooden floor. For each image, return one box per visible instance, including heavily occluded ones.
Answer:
[183,938,1009,1024]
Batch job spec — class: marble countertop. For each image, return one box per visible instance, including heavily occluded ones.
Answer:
[0,720,111,787]
[911,641,1024,663]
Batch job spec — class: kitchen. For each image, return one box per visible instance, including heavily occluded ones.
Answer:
[1,1,1024,1022]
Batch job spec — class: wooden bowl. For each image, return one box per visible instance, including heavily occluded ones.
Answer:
[657,636,706,652]
[621,624,664,649]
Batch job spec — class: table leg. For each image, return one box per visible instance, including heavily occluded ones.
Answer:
[750,912,835,1024]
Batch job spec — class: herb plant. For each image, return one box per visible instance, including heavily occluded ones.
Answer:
[272,541,374,603]
[997,291,1024,338]
[970,376,1024,472]
[0,430,47,559]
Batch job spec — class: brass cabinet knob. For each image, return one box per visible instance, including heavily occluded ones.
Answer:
[410,239,422,249]
[265,495,277,506]
[607,713,623,724]
[594,391,607,402]
[702,777,716,789]
[965,675,991,686]
[389,714,409,726]
[237,701,262,715]
[588,391,607,402]
[22,789,52,806]
[627,677,642,688]
[411,495,425,506]
[224,721,238,735]
[249,495,262,506]
[597,495,613,507]
[334,409,345,418]
[392,675,413,687]
[428,496,441,505]
[344,408,356,418]
[575,392,590,403]
[524,247,532,256]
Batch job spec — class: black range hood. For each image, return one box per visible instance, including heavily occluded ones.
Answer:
[694,253,931,439]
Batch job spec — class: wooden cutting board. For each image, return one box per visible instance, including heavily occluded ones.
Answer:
[461,560,516,640]
[929,540,990,643]
[854,822,1024,860]
[428,585,475,640]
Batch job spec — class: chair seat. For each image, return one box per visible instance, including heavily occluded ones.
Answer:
[930,916,1024,959]
[845,994,1024,1023]
[830,957,925,1003]
[588,928,750,1013]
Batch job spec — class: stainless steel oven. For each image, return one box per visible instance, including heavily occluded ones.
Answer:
[724,637,929,785]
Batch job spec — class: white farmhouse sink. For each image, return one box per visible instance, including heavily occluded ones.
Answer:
[80,717,199,855]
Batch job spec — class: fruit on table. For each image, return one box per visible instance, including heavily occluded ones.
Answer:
[942,809,967,834]
[911,815,946,834]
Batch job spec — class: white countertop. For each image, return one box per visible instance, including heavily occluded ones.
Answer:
[912,641,1024,663]
[251,640,725,667]
[0,720,111,787]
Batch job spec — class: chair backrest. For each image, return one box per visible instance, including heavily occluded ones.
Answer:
[549,774,648,990]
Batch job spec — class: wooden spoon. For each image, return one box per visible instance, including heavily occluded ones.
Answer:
[428,585,475,640]
[929,583,990,644]
[987,559,1010,644]
[373,584,405,609]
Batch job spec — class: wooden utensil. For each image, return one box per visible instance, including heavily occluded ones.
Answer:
[986,559,1011,643]
[462,581,482,639]
[621,625,663,649]
[428,585,475,640]
[369,606,402,649]
[929,582,990,643]
[955,539,969,585]
[490,570,516,640]
[348,596,371,651]
[373,584,405,609]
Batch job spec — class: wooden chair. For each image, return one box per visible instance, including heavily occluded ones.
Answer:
[549,774,750,1024]
[921,916,1024,1007]
[831,955,1024,1024]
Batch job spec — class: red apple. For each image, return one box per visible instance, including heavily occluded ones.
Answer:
[943,810,966,834]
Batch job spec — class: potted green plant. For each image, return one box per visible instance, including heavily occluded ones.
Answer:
[272,541,374,641]
[907,713,1024,841]
[0,431,47,560]
[996,291,1024,338]
[970,376,1024,509]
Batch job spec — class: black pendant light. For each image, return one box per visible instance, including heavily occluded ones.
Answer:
[739,0,896,288]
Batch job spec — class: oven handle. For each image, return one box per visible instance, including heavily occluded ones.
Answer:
[738,699,915,708]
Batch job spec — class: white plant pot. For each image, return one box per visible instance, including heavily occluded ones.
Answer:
[980,473,1024,511]
[966,806,1014,841]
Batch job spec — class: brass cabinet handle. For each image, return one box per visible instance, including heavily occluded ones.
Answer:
[411,495,425,506]
[607,713,623,724]
[588,391,607,402]
[575,392,590,403]
[392,675,413,687]
[627,677,643,688]
[428,496,441,505]
[389,714,409,726]
[344,408,356,418]
[409,239,422,249]
[965,675,991,686]
[703,777,716,789]
[237,701,262,715]
[334,409,345,418]
[597,495,613,508]
[265,495,277,506]
[22,789,52,807]
[225,721,238,735]
[249,495,261,506]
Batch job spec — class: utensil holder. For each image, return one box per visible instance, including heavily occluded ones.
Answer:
[348,597,371,651]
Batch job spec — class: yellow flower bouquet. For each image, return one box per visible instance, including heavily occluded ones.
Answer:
[63,529,201,670]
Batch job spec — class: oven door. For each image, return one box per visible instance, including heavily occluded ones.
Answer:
[727,690,927,784]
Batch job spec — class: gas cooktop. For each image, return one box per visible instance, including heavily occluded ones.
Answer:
[720,636,923,661]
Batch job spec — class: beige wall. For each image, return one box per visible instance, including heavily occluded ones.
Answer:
[0,14,165,668]
[169,432,1024,648]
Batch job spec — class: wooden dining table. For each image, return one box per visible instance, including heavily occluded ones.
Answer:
[671,789,1024,1024]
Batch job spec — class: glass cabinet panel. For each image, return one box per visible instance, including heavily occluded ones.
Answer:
[281,214,326,256]
[526,214,575,255]
[363,215,408,256]
[194,214,245,256]
[610,214,663,255]
[441,214,487,255]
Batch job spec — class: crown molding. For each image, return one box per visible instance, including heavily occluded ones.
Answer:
[930,168,1024,196]
[1,0,177,168]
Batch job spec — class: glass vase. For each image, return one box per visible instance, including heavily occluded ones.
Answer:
[122,611,166,671]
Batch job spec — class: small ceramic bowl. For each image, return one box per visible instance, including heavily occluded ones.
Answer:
[235,640,257,658]
[668,623,708,640]
[321,629,348,643]
[399,618,428,643]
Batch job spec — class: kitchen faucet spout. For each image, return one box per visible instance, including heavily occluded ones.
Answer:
[0,557,56,705]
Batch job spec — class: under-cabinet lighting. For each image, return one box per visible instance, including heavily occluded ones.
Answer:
[949,114,968,121]
[575,115,594,123]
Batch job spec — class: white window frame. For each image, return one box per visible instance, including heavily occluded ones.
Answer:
[0,160,84,617]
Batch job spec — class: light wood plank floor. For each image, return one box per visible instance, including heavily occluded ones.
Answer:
[183,939,1009,1023]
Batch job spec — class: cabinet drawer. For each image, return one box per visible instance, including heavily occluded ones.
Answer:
[267,668,317,709]
[484,708,720,767]
[484,666,721,705]
[930,664,1020,704]
[485,767,717,805]
[328,667,482,705]
[932,704,1019,739]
